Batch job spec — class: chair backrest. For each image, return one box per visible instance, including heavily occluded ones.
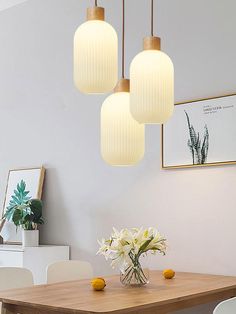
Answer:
[47,260,93,284]
[214,297,236,314]
[0,267,34,291]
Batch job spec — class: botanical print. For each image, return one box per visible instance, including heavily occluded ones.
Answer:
[162,94,236,168]
[1,167,44,243]
[185,111,209,165]
[4,180,32,222]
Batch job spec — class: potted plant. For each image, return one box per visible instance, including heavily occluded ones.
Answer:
[4,199,44,247]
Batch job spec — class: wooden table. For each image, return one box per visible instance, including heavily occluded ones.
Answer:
[1,271,236,313]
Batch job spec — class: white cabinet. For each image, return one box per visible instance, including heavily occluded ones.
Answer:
[0,245,69,284]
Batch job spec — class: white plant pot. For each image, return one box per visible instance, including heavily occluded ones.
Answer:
[22,230,39,247]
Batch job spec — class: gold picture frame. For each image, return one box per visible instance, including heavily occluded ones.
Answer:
[1,166,45,244]
[161,93,236,169]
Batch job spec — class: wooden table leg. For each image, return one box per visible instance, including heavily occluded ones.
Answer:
[2,303,16,314]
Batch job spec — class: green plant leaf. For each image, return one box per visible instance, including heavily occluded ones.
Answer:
[6,180,32,213]
[185,111,209,165]
[30,199,43,224]
[4,206,15,221]
[138,236,154,255]
[11,195,21,204]
[12,208,24,226]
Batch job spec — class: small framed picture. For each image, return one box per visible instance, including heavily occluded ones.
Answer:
[162,94,236,169]
[1,167,45,244]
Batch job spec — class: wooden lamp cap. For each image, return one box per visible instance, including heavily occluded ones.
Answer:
[114,79,130,93]
[87,7,105,21]
[143,36,161,50]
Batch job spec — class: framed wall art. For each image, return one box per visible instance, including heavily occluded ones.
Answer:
[1,167,45,244]
[162,94,236,169]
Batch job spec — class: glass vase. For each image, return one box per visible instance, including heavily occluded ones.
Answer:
[120,259,149,287]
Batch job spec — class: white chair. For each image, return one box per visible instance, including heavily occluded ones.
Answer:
[46,260,93,284]
[214,297,236,314]
[0,267,34,314]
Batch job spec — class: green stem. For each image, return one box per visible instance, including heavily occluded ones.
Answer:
[121,254,148,286]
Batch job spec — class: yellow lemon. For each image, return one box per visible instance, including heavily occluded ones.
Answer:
[91,278,106,291]
[163,269,175,279]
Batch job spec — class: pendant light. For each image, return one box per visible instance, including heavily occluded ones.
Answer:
[101,0,145,166]
[74,0,118,94]
[130,0,174,124]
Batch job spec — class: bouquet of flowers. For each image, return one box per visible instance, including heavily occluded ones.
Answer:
[97,227,167,286]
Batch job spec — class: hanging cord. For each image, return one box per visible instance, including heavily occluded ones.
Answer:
[151,0,154,36]
[95,0,98,7]
[122,0,125,78]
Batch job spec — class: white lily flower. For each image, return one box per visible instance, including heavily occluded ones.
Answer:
[97,227,167,271]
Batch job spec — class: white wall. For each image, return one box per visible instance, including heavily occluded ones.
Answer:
[0,0,27,11]
[0,0,235,313]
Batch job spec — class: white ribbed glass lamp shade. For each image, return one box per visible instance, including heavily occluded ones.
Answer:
[130,37,174,124]
[101,81,145,166]
[74,8,118,94]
